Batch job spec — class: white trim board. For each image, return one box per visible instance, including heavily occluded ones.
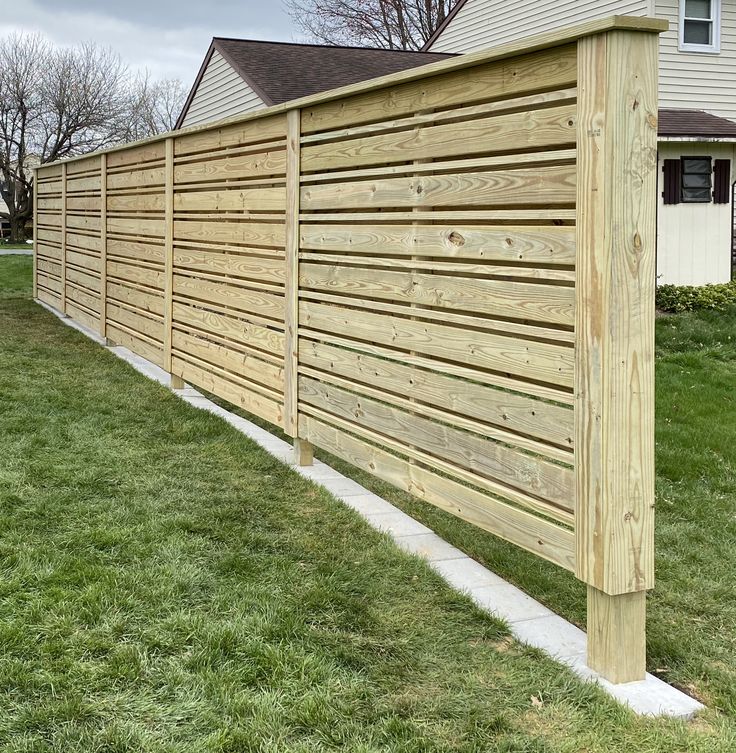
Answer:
[35,298,704,720]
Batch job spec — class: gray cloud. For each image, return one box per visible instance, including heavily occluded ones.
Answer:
[2,0,297,84]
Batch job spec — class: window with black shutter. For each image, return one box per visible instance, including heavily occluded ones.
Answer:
[681,156,712,202]
[662,159,681,204]
[713,159,731,203]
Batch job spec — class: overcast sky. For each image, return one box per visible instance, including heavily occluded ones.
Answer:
[1,0,297,85]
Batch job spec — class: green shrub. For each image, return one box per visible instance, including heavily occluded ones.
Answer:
[656,280,736,313]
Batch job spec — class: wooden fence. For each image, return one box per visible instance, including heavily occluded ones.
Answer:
[34,16,665,684]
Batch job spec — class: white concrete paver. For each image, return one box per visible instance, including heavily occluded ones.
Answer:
[35,298,705,719]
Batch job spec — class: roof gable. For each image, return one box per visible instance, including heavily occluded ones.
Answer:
[176,38,451,128]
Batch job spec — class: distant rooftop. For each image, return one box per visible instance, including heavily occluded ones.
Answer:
[176,38,452,128]
[659,109,736,138]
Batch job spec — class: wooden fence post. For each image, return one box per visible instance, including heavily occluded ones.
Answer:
[99,153,108,340]
[284,108,312,465]
[575,28,658,683]
[60,162,67,316]
[163,137,182,389]
[32,167,38,300]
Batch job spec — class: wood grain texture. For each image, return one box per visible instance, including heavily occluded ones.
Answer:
[575,31,657,596]
[299,224,576,264]
[299,263,574,325]
[300,166,576,211]
[283,109,301,437]
[164,139,174,372]
[301,104,576,172]
[587,587,646,683]
[301,413,575,569]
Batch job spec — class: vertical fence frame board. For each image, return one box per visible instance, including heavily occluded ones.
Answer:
[575,29,658,682]
[99,153,108,339]
[60,162,67,314]
[32,167,38,299]
[284,109,305,452]
[163,137,181,387]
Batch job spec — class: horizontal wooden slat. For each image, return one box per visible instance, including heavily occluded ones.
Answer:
[108,260,165,289]
[106,142,165,168]
[66,175,101,192]
[301,166,576,210]
[66,283,100,313]
[66,232,102,254]
[299,224,576,264]
[172,330,284,390]
[107,301,164,341]
[299,339,573,449]
[173,220,285,248]
[172,355,283,426]
[107,238,165,265]
[172,302,285,357]
[301,44,577,133]
[173,275,285,321]
[300,376,573,509]
[107,217,165,238]
[301,104,576,172]
[300,300,573,388]
[107,193,165,212]
[173,249,285,284]
[66,250,101,274]
[174,149,287,183]
[107,280,164,316]
[107,167,165,190]
[174,187,286,213]
[106,323,164,367]
[66,266,101,294]
[36,287,62,307]
[66,300,100,332]
[300,414,575,570]
[300,263,574,325]
[174,114,287,156]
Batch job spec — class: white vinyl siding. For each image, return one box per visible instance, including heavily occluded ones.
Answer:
[658,0,736,120]
[180,50,266,128]
[657,142,735,285]
[429,0,650,53]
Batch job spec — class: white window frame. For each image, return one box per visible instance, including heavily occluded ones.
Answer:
[679,0,721,54]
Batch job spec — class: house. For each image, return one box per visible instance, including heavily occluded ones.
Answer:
[424,0,736,286]
[176,38,451,129]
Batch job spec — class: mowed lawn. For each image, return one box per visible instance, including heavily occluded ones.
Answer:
[0,255,734,752]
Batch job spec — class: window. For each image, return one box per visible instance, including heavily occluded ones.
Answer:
[679,0,721,53]
[662,157,731,205]
[681,157,713,202]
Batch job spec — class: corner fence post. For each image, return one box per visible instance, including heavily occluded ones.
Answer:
[284,108,312,465]
[575,28,659,683]
[100,153,108,340]
[60,162,67,315]
[163,137,182,389]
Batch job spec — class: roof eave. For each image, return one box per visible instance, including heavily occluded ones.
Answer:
[175,41,217,130]
[213,38,276,107]
[422,0,470,51]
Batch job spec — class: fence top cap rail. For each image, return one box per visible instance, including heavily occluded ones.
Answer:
[38,14,667,172]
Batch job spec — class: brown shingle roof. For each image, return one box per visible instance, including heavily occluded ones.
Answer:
[659,109,736,138]
[215,38,452,105]
[176,38,452,127]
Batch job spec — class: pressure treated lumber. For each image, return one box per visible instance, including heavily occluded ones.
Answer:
[34,18,663,688]
[575,30,658,681]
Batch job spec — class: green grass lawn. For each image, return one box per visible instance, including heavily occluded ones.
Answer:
[1,256,735,752]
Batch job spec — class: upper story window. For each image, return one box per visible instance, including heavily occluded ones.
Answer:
[679,0,721,53]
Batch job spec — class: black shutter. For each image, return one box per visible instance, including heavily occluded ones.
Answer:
[662,159,681,204]
[713,159,731,204]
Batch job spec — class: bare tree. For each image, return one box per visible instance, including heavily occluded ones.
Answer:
[285,0,460,50]
[123,74,187,142]
[0,33,185,242]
